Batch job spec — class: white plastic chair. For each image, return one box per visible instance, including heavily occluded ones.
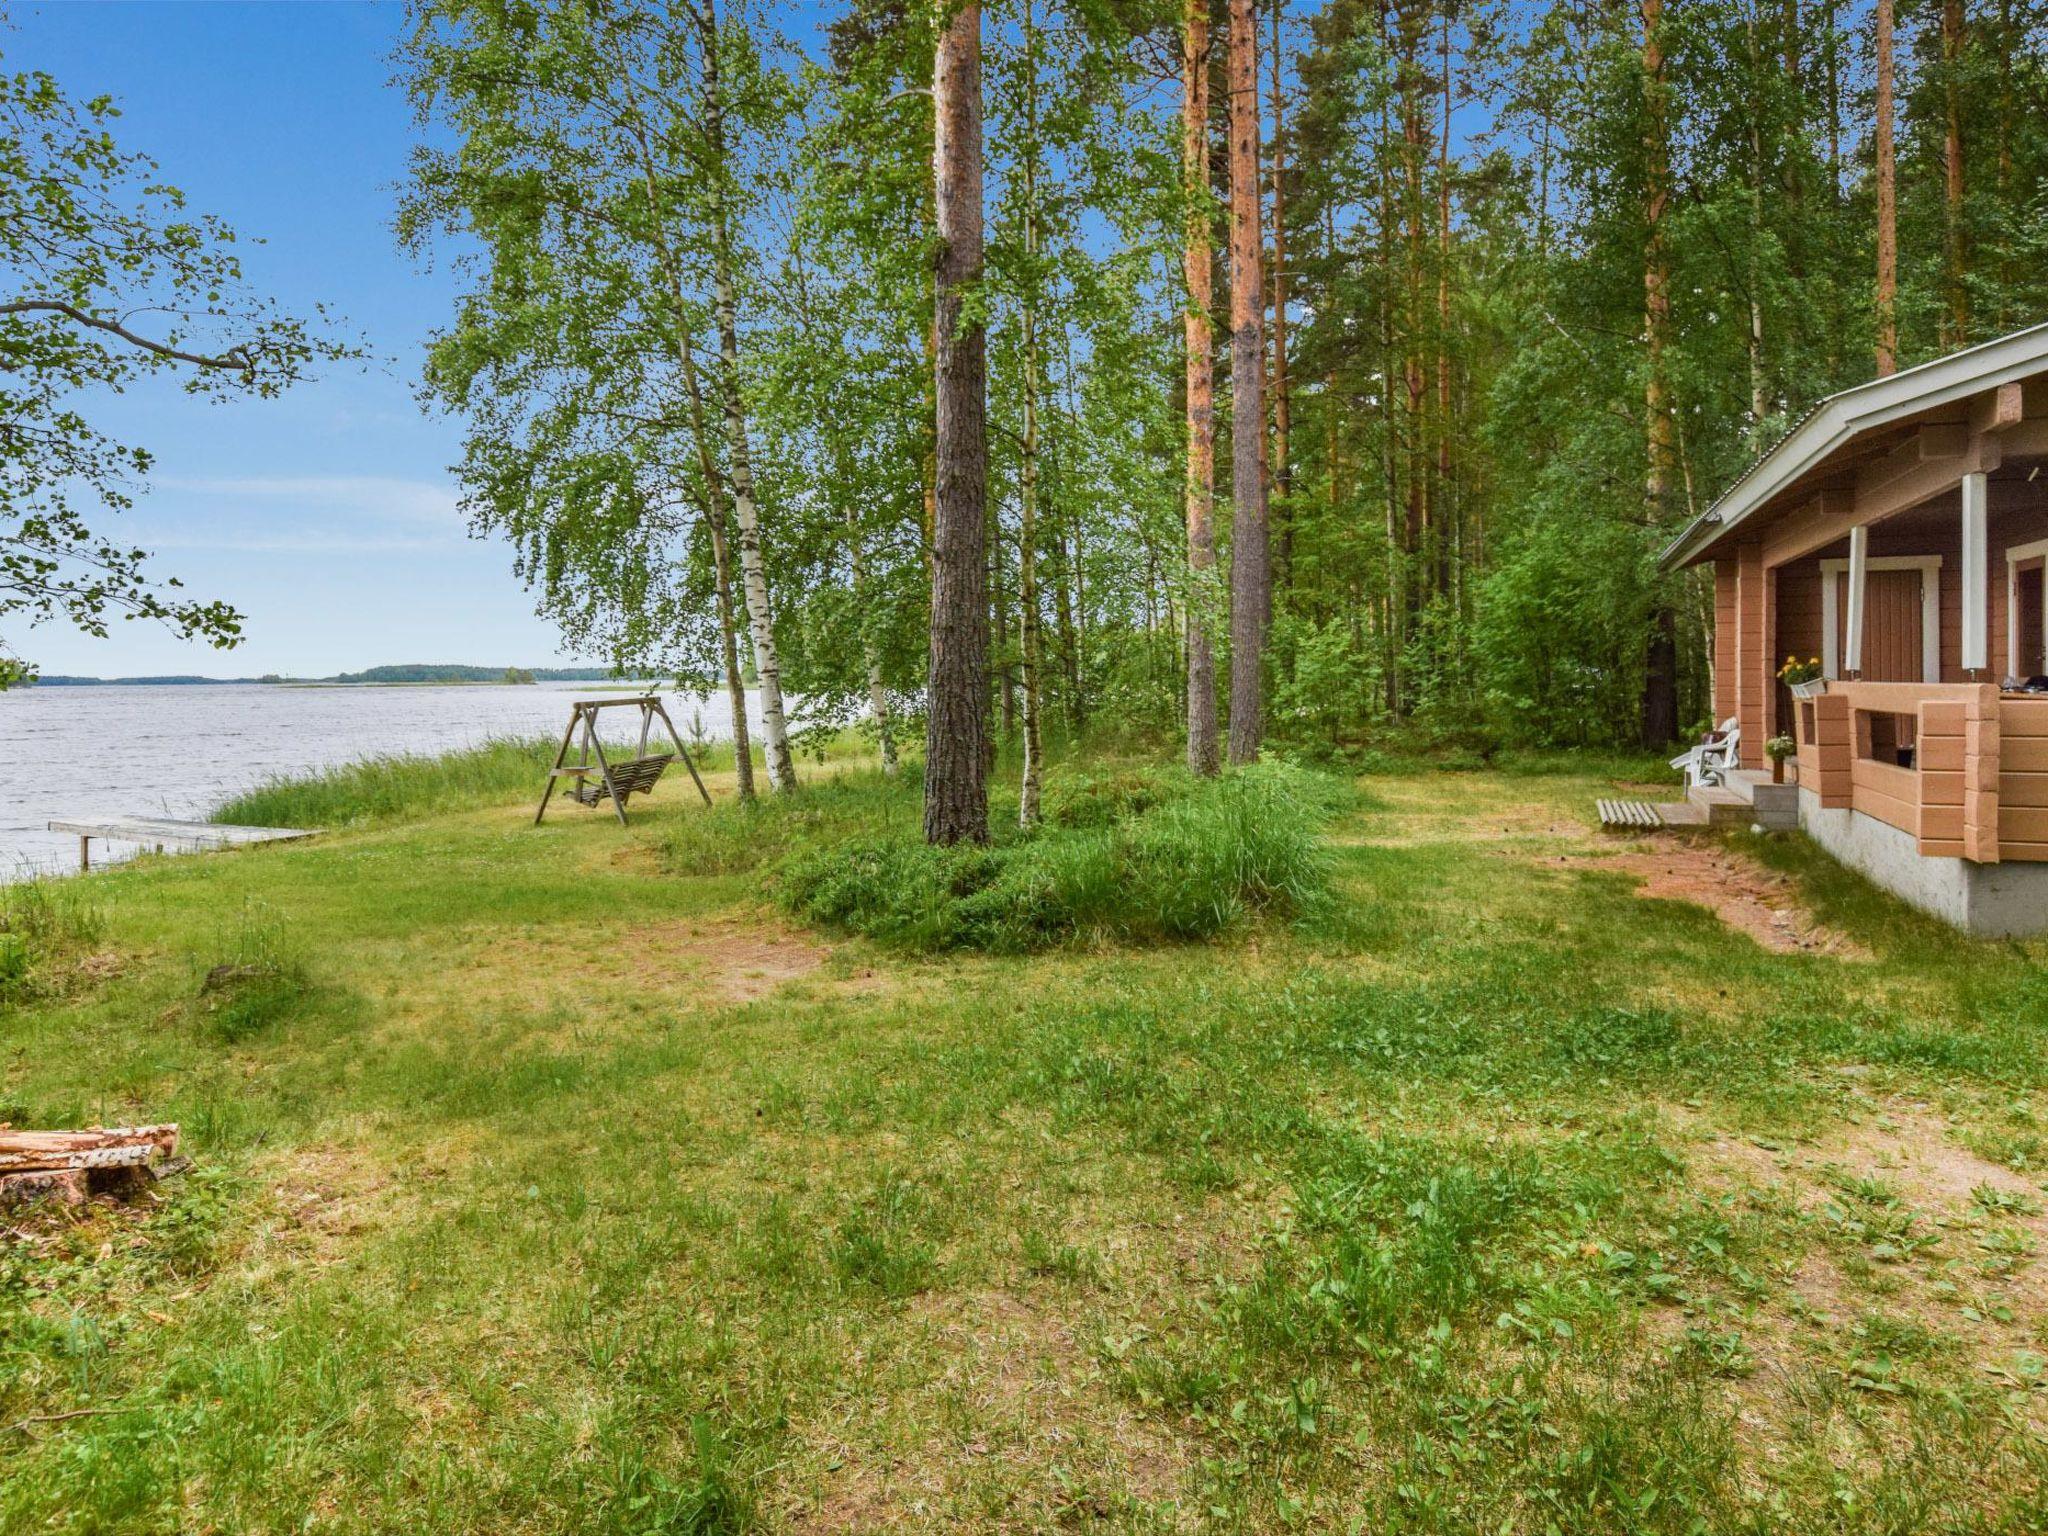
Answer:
[1670,718,1740,790]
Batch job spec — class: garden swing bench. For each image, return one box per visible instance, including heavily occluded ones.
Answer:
[533,695,711,826]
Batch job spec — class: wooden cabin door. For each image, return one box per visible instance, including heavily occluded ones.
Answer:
[1834,568,1926,681]
[2019,564,2046,678]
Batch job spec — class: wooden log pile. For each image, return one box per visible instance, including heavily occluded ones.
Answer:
[0,1125,183,1209]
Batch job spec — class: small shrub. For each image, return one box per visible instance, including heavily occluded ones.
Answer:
[1039,765,1180,829]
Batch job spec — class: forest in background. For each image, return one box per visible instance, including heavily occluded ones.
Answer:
[398,0,2048,794]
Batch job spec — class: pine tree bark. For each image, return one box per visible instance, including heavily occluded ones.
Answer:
[1875,0,1898,376]
[695,0,796,792]
[1226,0,1269,764]
[1747,16,1770,426]
[925,0,990,844]
[1375,13,1402,715]
[1183,0,1220,776]
[1640,0,1680,750]
[1268,0,1293,591]
[1942,0,1968,346]
[1397,2,1428,615]
[1435,5,1454,606]
[1017,0,1045,826]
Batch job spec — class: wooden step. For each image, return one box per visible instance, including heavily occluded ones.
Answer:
[1690,787,1751,826]
[1597,798,1663,830]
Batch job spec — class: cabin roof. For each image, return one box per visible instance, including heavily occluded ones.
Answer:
[1659,321,2048,571]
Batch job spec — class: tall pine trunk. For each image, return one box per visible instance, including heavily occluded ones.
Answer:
[1398,3,1427,623]
[1268,0,1293,590]
[1226,0,1269,765]
[1639,0,1679,750]
[1017,0,1045,826]
[1183,0,1221,776]
[1941,0,1967,346]
[696,0,796,792]
[925,0,990,844]
[1435,5,1454,612]
[1875,0,1897,376]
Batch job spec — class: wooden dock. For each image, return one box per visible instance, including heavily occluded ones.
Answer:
[47,817,318,872]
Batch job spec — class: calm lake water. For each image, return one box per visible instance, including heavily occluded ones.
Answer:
[0,682,765,879]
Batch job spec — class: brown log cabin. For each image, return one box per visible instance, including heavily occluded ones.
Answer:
[1662,322,2048,936]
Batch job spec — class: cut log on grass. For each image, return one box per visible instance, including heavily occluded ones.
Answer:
[0,1125,180,1209]
[0,1124,179,1174]
[0,1169,88,1208]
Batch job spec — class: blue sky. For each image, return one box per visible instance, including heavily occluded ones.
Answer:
[6,0,586,678]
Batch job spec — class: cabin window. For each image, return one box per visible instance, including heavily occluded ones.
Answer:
[1857,710,1918,770]
[1799,701,1817,745]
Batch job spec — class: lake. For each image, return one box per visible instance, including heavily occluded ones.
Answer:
[0,682,766,879]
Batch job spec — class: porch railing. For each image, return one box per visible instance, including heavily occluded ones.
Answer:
[1791,680,2048,862]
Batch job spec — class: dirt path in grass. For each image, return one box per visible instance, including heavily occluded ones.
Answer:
[1592,843,1868,958]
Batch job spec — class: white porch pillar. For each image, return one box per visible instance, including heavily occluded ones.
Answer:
[1844,525,1869,676]
[1961,470,1989,673]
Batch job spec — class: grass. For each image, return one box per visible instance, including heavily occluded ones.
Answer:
[211,736,560,828]
[0,877,107,1006]
[4,746,2048,1531]
[771,760,1336,952]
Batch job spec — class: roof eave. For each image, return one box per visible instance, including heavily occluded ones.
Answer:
[1656,321,2048,573]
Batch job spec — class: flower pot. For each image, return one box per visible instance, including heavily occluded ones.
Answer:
[1771,759,1785,784]
[1789,677,1828,700]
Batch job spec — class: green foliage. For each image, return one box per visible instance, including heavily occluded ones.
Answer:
[0,46,350,657]
[1266,614,1385,759]
[0,878,106,1006]
[211,738,556,829]
[777,761,1338,952]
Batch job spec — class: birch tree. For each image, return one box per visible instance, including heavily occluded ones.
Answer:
[401,0,797,786]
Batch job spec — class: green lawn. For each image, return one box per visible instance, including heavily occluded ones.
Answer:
[4,756,2047,1532]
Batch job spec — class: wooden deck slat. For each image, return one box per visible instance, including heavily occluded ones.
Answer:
[47,818,318,870]
[48,818,316,850]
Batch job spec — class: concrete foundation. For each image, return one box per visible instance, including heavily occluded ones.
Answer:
[1797,788,2048,937]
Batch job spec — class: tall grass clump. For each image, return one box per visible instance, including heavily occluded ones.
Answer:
[212,737,556,828]
[0,878,108,1006]
[661,768,918,876]
[776,760,1339,953]
[189,899,311,1042]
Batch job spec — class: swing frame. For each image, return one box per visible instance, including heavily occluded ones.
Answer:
[533,695,712,826]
